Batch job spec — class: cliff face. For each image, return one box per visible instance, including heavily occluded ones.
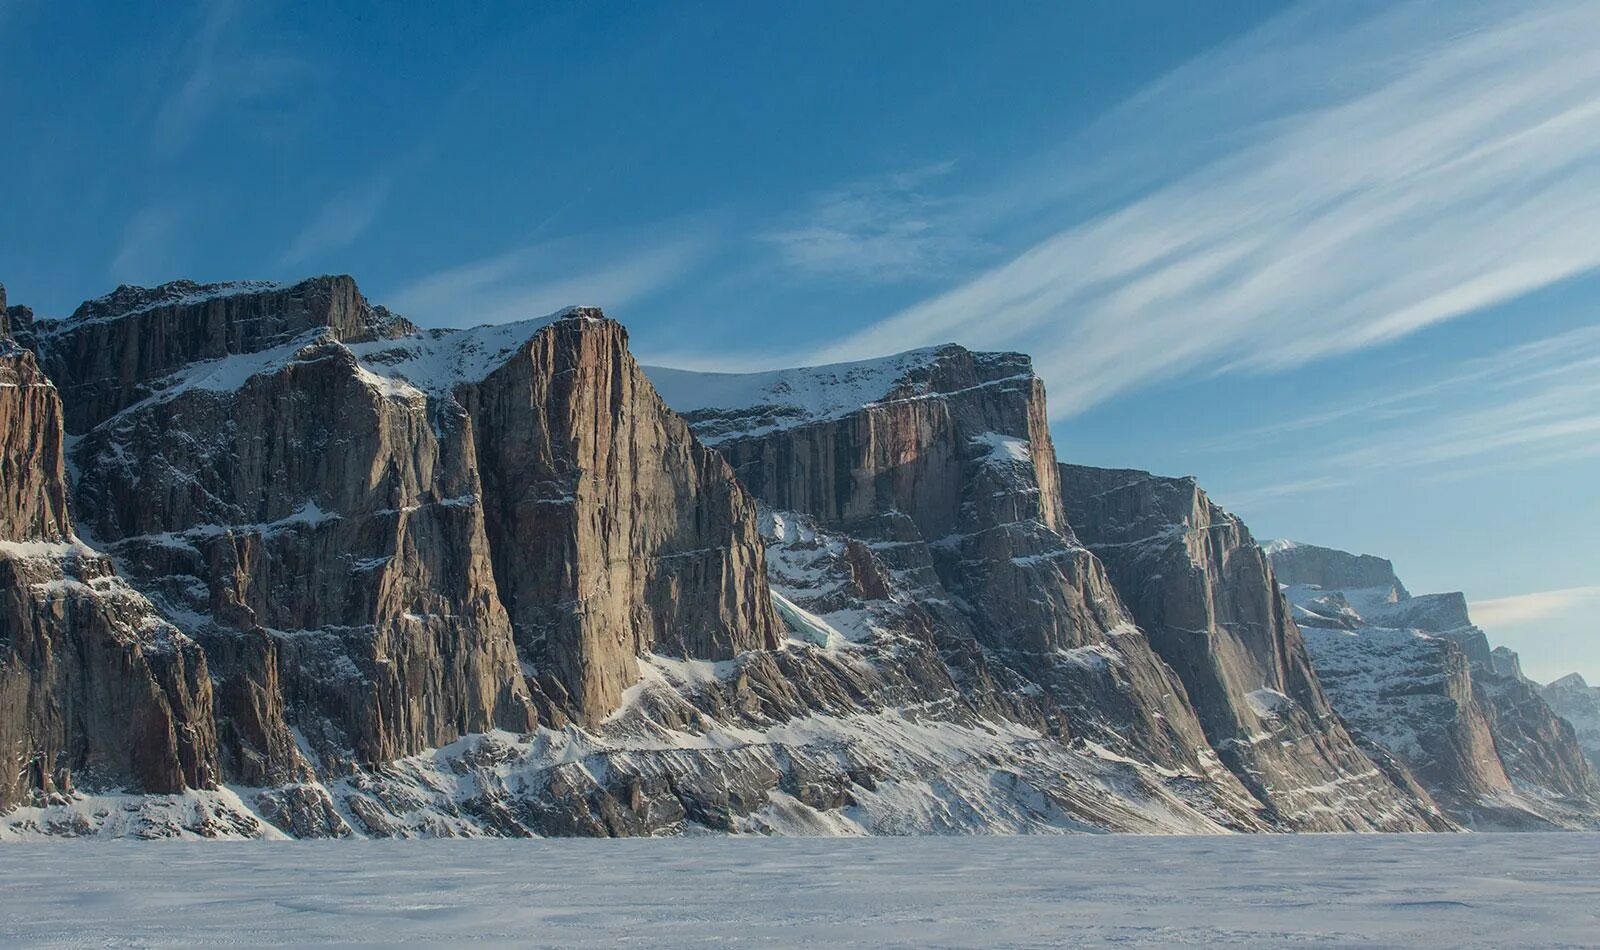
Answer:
[2,277,785,836]
[1274,542,1600,829]
[649,350,1444,832]
[0,318,71,543]
[454,314,781,722]
[4,272,1590,839]
[1542,674,1600,773]
[1,279,1286,838]
[30,277,414,434]
[651,350,1220,773]
[1265,540,1410,600]
[1290,610,1517,819]
[0,285,222,815]
[1059,465,1447,830]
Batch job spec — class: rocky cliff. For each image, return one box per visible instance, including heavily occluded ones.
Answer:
[2,273,1590,839]
[1058,466,1447,830]
[649,351,1443,832]
[1272,542,1600,829]
[1541,674,1600,773]
[452,316,780,722]
[3,278,1275,838]
[1264,539,1410,600]
[1,277,791,836]
[0,285,246,830]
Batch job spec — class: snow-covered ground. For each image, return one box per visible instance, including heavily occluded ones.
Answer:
[3,835,1595,947]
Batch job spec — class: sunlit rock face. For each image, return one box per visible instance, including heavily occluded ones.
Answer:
[459,314,781,723]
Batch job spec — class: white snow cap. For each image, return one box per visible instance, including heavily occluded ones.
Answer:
[644,343,1034,444]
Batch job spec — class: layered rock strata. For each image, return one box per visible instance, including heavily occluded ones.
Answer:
[4,277,782,834]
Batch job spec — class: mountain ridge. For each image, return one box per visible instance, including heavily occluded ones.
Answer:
[0,274,1592,837]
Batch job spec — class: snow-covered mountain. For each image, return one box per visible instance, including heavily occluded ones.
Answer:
[1268,541,1600,829]
[0,275,1589,838]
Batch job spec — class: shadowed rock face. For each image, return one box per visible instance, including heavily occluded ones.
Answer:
[1266,541,1410,600]
[1295,619,1517,818]
[76,339,537,773]
[1477,670,1600,812]
[1490,646,1523,680]
[1059,464,1448,831]
[0,284,219,811]
[1273,543,1600,829]
[1542,674,1600,773]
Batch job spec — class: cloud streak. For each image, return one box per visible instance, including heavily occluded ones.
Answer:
[810,0,1600,417]
[1212,322,1600,509]
[150,0,307,156]
[764,162,981,283]
[279,176,393,267]
[387,231,708,326]
[1470,586,1600,630]
[108,205,183,283]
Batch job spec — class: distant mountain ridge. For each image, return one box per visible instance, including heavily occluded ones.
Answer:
[1540,673,1600,774]
[1269,540,1600,829]
[0,275,1593,838]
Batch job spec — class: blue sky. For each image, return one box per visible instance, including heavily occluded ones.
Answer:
[2,0,1596,680]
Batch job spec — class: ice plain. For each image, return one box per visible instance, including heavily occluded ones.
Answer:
[3,833,1597,947]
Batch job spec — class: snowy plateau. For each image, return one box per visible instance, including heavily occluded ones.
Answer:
[4,835,1598,947]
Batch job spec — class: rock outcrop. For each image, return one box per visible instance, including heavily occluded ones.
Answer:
[28,277,414,434]
[652,351,1220,769]
[1272,542,1600,829]
[1541,674,1600,773]
[455,316,780,722]
[1059,465,1448,830]
[51,281,531,783]
[1264,539,1410,600]
[0,285,222,813]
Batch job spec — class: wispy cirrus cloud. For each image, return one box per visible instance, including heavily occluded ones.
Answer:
[1213,322,1600,510]
[387,230,709,326]
[763,162,982,283]
[1470,585,1600,629]
[108,204,183,283]
[809,0,1600,417]
[1207,477,1353,513]
[150,0,308,156]
[279,175,394,267]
